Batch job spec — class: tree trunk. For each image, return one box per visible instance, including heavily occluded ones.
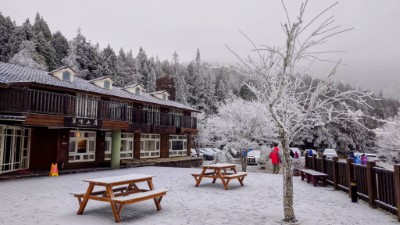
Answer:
[279,128,296,223]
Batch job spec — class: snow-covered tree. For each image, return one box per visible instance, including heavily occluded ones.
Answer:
[200,97,276,171]
[35,31,57,70]
[229,1,373,222]
[376,113,400,163]
[51,31,69,67]
[61,41,80,74]
[9,40,47,70]
[0,13,16,62]
[146,67,156,92]
[33,13,52,41]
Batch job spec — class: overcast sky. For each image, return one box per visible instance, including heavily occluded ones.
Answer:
[1,0,400,97]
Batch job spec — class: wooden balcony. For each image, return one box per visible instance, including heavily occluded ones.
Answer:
[0,88,197,130]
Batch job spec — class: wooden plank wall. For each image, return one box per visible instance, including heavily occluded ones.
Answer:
[29,128,58,170]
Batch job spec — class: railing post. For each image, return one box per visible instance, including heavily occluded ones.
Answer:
[304,155,308,169]
[63,95,68,115]
[123,104,127,121]
[347,158,354,197]
[97,101,102,119]
[322,155,327,174]
[22,88,28,111]
[312,154,317,170]
[394,165,400,221]
[367,161,377,208]
[333,157,339,190]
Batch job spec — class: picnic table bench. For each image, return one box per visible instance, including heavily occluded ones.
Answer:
[71,174,168,223]
[192,164,248,190]
[299,169,328,187]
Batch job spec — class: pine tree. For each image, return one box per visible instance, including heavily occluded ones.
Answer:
[100,44,118,77]
[72,28,100,79]
[35,31,57,70]
[33,13,52,41]
[0,13,16,62]
[146,67,156,92]
[9,19,34,59]
[51,31,69,67]
[154,57,164,78]
[214,68,230,103]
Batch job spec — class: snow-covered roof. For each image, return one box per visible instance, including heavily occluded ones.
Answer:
[88,76,113,83]
[0,62,198,112]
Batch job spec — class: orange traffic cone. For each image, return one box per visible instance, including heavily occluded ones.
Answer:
[49,163,59,177]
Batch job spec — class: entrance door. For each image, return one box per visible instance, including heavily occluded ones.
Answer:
[0,126,30,174]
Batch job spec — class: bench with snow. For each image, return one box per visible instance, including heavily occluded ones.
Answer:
[71,188,168,222]
[191,171,248,190]
[299,169,328,187]
[111,189,168,217]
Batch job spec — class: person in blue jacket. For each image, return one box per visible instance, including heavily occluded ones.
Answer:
[354,154,361,164]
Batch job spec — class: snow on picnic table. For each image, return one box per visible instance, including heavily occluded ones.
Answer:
[0,166,398,225]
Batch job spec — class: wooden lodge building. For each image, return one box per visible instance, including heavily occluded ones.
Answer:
[0,62,199,174]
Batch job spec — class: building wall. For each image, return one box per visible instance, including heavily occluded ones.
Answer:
[134,133,141,159]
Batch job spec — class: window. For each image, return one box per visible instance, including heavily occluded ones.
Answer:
[76,94,99,118]
[69,131,96,162]
[135,87,141,95]
[169,135,187,157]
[171,109,183,127]
[62,71,71,81]
[0,126,30,173]
[104,132,112,160]
[104,132,134,160]
[143,105,160,125]
[163,94,167,100]
[140,133,160,158]
[104,80,111,89]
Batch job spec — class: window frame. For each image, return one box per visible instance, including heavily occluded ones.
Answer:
[68,130,96,163]
[169,135,187,157]
[140,133,160,158]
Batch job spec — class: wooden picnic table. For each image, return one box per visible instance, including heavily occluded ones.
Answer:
[73,174,168,223]
[192,164,248,190]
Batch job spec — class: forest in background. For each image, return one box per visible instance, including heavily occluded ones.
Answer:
[1,12,400,152]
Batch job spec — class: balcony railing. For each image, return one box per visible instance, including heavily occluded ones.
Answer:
[0,88,197,128]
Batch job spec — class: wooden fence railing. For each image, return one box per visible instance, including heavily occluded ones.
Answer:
[305,155,400,221]
[0,88,198,128]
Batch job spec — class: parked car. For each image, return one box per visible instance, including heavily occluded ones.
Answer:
[323,149,338,159]
[289,147,302,157]
[354,153,379,162]
[229,148,239,157]
[191,148,203,158]
[247,150,261,165]
[199,148,215,160]
[208,148,221,154]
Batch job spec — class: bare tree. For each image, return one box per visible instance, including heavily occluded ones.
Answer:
[228,1,372,222]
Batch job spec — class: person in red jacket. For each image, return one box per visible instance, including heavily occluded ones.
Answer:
[269,143,281,174]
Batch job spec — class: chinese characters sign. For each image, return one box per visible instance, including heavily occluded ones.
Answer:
[64,117,102,128]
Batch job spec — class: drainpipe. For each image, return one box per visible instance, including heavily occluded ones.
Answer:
[111,129,121,169]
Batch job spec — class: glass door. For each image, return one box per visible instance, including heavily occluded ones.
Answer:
[0,126,30,174]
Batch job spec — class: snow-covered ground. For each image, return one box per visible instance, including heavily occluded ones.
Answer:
[0,166,398,225]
